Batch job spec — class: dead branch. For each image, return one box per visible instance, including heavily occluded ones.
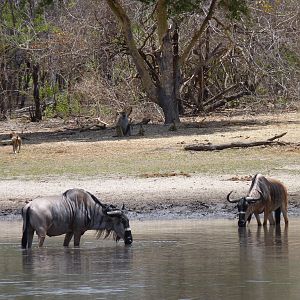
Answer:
[184,132,288,151]
[267,132,287,141]
[203,83,239,106]
[79,123,107,132]
[204,89,252,112]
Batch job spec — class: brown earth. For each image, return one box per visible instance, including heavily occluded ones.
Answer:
[0,109,299,220]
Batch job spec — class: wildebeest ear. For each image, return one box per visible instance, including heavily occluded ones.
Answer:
[125,106,133,117]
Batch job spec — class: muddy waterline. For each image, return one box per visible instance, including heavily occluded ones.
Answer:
[0,218,299,300]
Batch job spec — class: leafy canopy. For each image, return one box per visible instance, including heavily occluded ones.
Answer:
[138,0,248,19]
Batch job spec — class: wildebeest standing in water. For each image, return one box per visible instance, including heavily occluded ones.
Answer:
[21,189,133,249]
[227,174,288,227]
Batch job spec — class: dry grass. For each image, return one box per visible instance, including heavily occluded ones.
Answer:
[0,111,299,179]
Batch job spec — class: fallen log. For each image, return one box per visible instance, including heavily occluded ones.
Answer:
[79,124,107,132]
[184,132,288,151]
[0,139,12,146]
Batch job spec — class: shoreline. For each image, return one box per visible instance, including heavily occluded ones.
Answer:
[1,174,299,220]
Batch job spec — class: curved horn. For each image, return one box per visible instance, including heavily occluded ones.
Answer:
[245,190,263,203]
[226,191,241,203]
[106,210,122,216]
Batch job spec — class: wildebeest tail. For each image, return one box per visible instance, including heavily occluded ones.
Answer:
[21,206,30,249]
[275,207,281,225]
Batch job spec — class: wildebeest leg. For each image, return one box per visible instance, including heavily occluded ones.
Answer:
[263,209,269,226]
[36,227,47,247]
[73,232,82,247]
[63,232,74,247]
[275,208,281,225]
[268,212,275,225]
[254,213,262,226]
[247,214,252,223]
[38,235,45,247]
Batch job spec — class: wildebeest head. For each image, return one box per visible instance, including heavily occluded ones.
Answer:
[99,204,133,245]
[227,191,262,227]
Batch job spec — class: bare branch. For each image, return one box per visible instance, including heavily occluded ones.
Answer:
[180,0,218,66]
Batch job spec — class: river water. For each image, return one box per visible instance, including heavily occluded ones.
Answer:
[0,218,299,300]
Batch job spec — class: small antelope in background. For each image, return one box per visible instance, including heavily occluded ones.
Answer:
[115,107,132,137]
[10,132,22,154]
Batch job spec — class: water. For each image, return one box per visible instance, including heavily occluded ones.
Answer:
[0,218,300,299]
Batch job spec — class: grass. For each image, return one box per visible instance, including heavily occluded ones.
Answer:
[0,139,299,180]
[1,111,299,180]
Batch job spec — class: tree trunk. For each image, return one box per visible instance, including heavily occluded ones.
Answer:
[157,87,179,123]
[21,63,30,108]
[106,0,180,124]
[32,64,42,122]
[172,24,184,115]
[157,28,180,123]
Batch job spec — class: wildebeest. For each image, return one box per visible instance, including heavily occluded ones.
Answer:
[21,189,133,249]
[227,174,288,227]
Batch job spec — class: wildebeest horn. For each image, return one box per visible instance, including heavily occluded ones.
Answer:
[226,191,241,203]
[245,190,263,203]
[122,203,125,210]
[106,210,122,216]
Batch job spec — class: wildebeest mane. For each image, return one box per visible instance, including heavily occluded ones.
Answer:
[248,174,269,200]
[86,191,103,206]
[62,189,104,207]
[249,174,259,192]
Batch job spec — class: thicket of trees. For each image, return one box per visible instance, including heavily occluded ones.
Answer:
[0,0,299,123]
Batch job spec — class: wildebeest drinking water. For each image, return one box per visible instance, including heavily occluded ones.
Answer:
[21,188,133,248]
[227,174,288,227]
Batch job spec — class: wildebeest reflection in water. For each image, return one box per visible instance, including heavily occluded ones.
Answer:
[22,246,133,277]
[237,225,289,298]
[21,189,133,249]
[238,225,288,249]
[227,174,288,227]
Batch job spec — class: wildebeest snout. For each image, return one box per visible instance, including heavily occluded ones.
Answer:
[124,229,133,245]
[238,220,246,227]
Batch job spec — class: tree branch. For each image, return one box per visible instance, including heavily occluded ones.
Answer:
[180,0,218,66]
[184,132,288,151]
[106,0,157,102]
[156,0,168,46]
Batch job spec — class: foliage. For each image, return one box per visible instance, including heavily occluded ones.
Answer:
[0,0,298,121]
[138,0,248,18]
[44,92,81,118]
[219,0,248,19]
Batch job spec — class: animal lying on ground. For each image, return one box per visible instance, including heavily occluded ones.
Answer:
[21,188,133,248]
[10,132,22,153]
[227,173,288,227]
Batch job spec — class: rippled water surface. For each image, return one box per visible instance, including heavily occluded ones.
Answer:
[1,218,300,299]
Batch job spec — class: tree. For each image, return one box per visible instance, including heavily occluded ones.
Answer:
[105,0,248,123]
[0,0,52,121]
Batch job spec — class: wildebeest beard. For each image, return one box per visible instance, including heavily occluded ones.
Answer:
[96,229,121,242]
